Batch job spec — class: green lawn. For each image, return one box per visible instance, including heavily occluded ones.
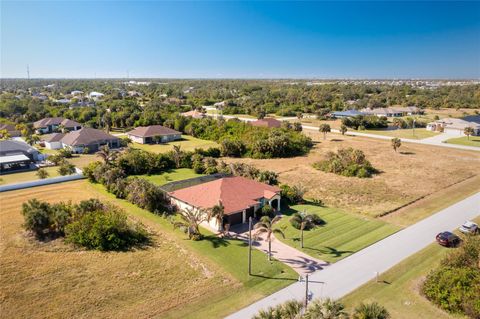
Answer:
[90,183,297,319]
[445,136,480,148]
[277,204,400,263]
[342,243,454,319]
[0,166,61,185]
[357,128,438,140]
[137,168,204,186]
[131,135,219,153]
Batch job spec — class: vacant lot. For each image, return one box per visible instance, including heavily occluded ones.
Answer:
[132,135,219,153]
[445,136,480,148]
[277,204,399,263]
[224,131,480,218]
[0,181,295,319]
[137,168,204,186]
[0,166,60,185]
[357,128,438,140]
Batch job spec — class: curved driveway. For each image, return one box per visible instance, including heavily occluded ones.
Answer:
[226,192,480,319]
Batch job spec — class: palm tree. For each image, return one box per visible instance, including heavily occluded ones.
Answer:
[25,134,40,146]
[391,138,401,152]
[254,215,285,261]
[290,211,316,248]
[304,298,349,319]
[319,124,331,140]
[173,208,208,240]
[340,124,347,136]
[464,126,474,140]
[96,144,118,164]
[352,302,390,319]
[0,129,11,140]
[252,300,303,319]
[172,145,183,168]
[208,201,225,232]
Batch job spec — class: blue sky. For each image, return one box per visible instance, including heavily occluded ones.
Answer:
[1,1,479,78]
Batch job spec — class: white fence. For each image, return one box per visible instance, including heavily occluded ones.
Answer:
[0,168,85,192]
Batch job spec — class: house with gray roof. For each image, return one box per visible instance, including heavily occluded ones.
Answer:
[33,117,82,134]
[60,128,120,153]
[127,125,181,144]
[0,140,39,173]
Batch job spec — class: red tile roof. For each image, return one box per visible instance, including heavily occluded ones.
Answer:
[169,176,280,215]
[250,118,282,128]
[127,125,181,138]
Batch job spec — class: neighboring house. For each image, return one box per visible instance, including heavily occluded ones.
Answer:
[55,98,71,104]
[60,128,120,153]
[427,118,480,136]
[331,110,365,118]
[250,118,282,128]
[71,90,84,96]
[42,133,66,150]
[0,140,39,173]
[169,176,281,230]
[88,92,104,100]
[181,109,206,119]
[127,125,182,144]
[0,123,21,137]
[360,106,422,117]
[33,117,82,134]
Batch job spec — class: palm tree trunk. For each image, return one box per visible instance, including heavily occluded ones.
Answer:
[301,228,304,248]
[268,240,272,261]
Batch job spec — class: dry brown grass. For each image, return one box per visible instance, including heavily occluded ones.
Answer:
[224,131,480,217]
[0,181,236,319]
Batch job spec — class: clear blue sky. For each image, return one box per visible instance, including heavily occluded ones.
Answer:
[2,1,479,79]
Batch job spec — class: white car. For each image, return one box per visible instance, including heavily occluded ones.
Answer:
[459,221,479,234]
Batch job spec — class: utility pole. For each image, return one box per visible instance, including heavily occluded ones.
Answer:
[27,64,30,80]
[248,217,253,276]
[413,119,416,137]
[305,274,309,308]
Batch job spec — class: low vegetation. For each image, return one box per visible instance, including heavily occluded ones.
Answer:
[21,198,150,251]
[252,298,390,319]
[313,148,377,178]
[341,115,388,130]
[422,235,480,318]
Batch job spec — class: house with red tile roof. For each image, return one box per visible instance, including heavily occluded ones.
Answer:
[250,117,282,128]
[169,176,281,230]
[126,125,181,144]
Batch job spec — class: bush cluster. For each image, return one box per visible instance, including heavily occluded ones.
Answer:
[290,213,324,230]
[313,148,377,178]
[422,235,480,317]
[280,184,307,204]
[21,198,150,251]
[341,115,388,130]
[181,117,312,158]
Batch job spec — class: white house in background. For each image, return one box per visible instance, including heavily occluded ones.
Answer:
[168,176,281,231]
[426,118,480,136]
[88,92,105,100]
[71,90,84,96]
[127,125,181,144]
[42,133,66,150]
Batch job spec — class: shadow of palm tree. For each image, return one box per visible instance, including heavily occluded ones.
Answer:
[250,274,298,281]
[303,246,354,258]
[203,235,230,248]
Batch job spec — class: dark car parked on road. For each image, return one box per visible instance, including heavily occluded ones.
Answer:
[436,231,460,247]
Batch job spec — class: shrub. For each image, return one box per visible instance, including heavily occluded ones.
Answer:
[125,177,166,213]
[58,161,76,175]
[58,148,73,158]
[280,184,307,204]
[313,148,377,178]
[36,168,49,179]
[65,208,150,251]
[353,302,390,319]
[261,204,274,217]
[48,154,65,166]
[22,199,57,239]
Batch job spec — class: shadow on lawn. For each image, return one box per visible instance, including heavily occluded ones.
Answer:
[203,235,230,248]
[303,246,354,258]
[250,274,298,282]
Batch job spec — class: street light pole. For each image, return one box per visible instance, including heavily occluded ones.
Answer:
[248,217,253,276]
[305,274,309,308]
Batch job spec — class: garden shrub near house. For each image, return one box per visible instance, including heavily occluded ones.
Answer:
[21,198,150,251]
[313,148,377,178]
[280,184,307,204]
[58,161,76,175]
[422,235,480,318]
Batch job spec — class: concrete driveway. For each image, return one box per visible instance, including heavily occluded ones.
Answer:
[226,192,480,319]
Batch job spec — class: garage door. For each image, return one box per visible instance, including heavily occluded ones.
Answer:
[227,212,243,225]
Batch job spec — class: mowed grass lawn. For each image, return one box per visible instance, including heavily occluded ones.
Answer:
[137,168,204,186]
[0,181,296,319]
[277,204,400,263]
[445,136,480,148]
[0,166,60,185]
[357,128,438,140]
[132,135,219,153]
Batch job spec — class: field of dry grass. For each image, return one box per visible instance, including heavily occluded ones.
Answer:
[0,181,236,319]
[224,131,480,218]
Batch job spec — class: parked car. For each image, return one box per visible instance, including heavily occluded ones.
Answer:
[459,221,479,234]
[436,231,460,247]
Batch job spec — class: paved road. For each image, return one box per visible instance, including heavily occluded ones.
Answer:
[226,192,480,319]
[212,114,480,152]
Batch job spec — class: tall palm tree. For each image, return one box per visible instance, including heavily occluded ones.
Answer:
[208,201,225,232]
[319,124,331,140]
[290,211,316,248]
[254,215,285,261]
[304,298,348,319]
[391,138,401,152]
[25,134,40,146]
[352,302,390,319]
[464,126,474,140]
[173,208,208,240]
